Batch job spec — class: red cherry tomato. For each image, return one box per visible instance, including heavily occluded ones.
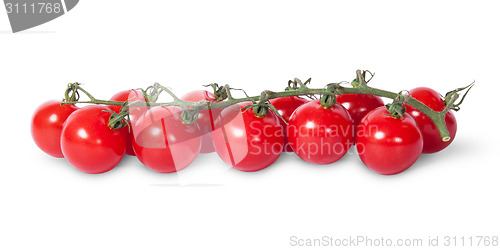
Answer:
[181,90,220,154]
[109,89,148,156]
[356,107,423,175]
[212,102,284,172]
[61,105,127,174]
[287,100,354,165]
[404,87,457,154]
[132,106,201,173]
[336,94,384,126]
[31,100,78,158]
[269,96,309,152]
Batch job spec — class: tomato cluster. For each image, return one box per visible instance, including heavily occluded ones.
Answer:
[31,87,457,175]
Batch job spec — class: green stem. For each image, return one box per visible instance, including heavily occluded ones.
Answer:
[62,70,468,142]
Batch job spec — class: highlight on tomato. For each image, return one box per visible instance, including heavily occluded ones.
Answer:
[132,106,201,173]
[287,99,354,165]
[211,102,284,172]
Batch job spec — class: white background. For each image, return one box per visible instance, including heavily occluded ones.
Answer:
[1,1,499,249]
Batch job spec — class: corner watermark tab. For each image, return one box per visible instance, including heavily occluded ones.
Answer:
[4,0,79,33]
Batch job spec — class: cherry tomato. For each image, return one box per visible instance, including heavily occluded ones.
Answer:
[404,87,457,154]
[109,89,148,156]
[61,105,127,174]
[212,102,284,172]
[336,94,384,126]
[287,100,354,165]
[356,107,423,175]
[31,100,78,158]
[181,90,220,154]
[269,96,309,152]
[132,106,201,173]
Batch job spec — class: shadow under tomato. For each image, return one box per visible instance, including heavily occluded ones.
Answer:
[37,153,126,176]
[409,137,476,174]
[149,183,225,187]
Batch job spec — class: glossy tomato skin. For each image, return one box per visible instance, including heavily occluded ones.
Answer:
[181,90,220,154]
[269,96,309,152]
[31,100,78,158]
[61,105,127,174]
[356,107,423,175]
[287,100,354,165]
[404,87,457,154]
[336,94,385,126]
[132,106,201,173]
[212,102,284,172]
[109,89,148,156]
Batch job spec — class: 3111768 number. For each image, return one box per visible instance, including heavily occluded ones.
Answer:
[443,236,498,247]
[5,2,62,14]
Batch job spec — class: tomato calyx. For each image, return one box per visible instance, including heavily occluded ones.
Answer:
[444,81,475,111]
[106,101,132,130]
[239,101,269,118]
[286,77,312,90]
[351,70,375,88]
[319,83,339,109]
[204,83,228,102]
[286,78,318,100]
[180,106,202,125]
[249,90,290,124]
[64,82,82,102]
[239,98,288,125]
[251,104,269,118]
[385,91,409,119]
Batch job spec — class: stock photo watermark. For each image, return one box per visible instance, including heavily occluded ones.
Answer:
[289,235,499,248]
[245,121,379,157]
[4,0,79,33]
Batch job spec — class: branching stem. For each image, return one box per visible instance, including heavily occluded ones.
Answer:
[61,70,472,142]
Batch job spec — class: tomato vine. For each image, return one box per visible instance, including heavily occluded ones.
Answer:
[61,69,473,142]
